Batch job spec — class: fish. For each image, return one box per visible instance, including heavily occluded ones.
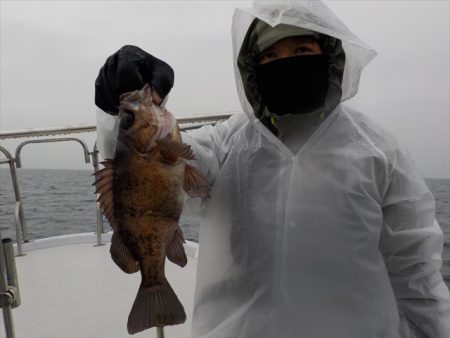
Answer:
[94,84,210,334]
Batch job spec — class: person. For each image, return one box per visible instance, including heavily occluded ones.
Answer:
[95,1,450,337]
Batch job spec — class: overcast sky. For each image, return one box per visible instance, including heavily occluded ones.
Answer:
[0,0,449,178]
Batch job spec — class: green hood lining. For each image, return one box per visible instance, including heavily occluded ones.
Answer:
[237,19,346,135]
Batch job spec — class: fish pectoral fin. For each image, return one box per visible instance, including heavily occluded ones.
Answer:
[166,227,187,268]
[156,139,195,161]
[110,231,140,274]
[183,163,211,198]
[93,159,115,225]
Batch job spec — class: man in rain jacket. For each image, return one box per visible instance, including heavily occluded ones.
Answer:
[95,1,450,337]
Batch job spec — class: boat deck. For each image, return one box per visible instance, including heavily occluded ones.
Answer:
[0,233,197,337]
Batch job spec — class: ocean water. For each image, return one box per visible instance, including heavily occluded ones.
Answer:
[0,169,201,242]
[0,168,449,289]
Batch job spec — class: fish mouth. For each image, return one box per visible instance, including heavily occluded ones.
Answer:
[118,107,176,154]
[144,111,176,152]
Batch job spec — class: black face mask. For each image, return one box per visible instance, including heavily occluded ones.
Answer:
[256,54,329,116]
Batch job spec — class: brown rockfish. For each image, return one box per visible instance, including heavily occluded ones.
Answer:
[94,84,210,334]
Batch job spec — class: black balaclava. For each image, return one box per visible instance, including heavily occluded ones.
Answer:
[237,19,346,134]
[256,54,330,116]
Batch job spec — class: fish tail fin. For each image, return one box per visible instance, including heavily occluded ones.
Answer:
[127,281,186,334]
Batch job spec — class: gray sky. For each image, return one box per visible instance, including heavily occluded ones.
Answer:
[0,0,449,178]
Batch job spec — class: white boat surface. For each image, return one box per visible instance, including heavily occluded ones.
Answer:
[0,232,197,338]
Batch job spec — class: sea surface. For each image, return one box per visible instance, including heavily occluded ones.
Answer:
[0,169,449,290]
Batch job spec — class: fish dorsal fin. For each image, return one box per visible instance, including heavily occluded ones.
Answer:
[110,231,140,274]
[183,163,211,198]
[156,139,195,162]
[93,160,115,226]
[166,226,187,268]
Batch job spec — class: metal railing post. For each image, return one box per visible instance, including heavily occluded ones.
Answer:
[10,169,28,244]
[157,326,165,338]
[13,203,24,257]
[1,239,20,308]
[0,232,20,338]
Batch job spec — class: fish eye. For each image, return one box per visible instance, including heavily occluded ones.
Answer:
[120,110,135,130]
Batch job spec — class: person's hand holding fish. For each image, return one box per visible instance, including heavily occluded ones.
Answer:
[94,69,210,334]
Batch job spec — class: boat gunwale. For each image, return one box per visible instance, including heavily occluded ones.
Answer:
[12,232,199,259]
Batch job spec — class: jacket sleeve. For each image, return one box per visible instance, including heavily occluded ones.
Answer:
[380,145,450,338]
[181,113,246,184]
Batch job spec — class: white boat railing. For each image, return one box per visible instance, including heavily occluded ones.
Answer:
[0,112,234,139]
[0,147,27,252]
[0,112,234,250]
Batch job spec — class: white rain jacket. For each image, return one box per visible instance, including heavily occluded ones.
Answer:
[181,1,450,337]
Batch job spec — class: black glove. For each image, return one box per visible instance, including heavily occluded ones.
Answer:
[95,45,174,115]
